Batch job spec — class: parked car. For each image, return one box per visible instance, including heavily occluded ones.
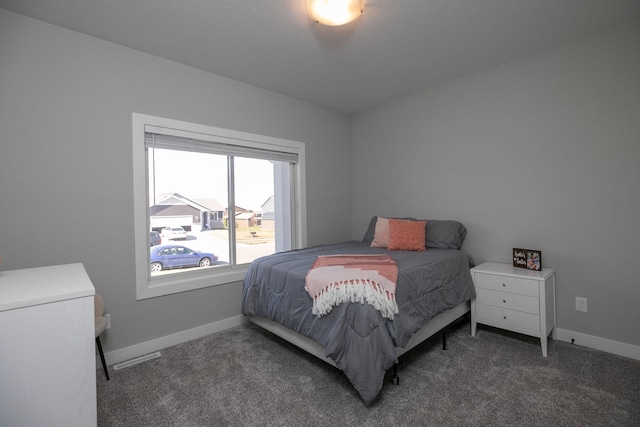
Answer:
[150,245,217,273]
[161,226,187,240]
[150,231,162,247]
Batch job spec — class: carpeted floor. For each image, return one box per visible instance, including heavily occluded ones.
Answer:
[97,319,640,426]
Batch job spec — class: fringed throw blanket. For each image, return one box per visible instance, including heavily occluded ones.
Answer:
[305,254,399,319]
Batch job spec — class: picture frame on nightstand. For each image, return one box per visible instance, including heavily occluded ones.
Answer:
[513,248,542,271]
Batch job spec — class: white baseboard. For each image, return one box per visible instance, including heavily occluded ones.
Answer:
[97,319,640,371]
[555,328,640,361]
[100,315,249,367]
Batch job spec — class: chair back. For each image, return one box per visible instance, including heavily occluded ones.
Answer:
[95,293,105,317]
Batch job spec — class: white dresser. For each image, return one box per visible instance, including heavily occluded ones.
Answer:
[470,262,556,357]
[0,263,97,426]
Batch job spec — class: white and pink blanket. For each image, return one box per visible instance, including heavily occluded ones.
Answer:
[305,254,399,319]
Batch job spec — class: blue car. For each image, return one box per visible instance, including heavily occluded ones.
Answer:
[150,245,218,273]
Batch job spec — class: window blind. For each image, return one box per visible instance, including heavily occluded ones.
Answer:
[144,128,298,164]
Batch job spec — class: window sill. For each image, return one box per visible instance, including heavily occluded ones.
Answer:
[136,267,247,300]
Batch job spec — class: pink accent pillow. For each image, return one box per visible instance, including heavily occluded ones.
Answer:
[370,217,390,248]
[388,219,427,251]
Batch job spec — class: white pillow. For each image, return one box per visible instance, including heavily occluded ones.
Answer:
[370,217,390,248]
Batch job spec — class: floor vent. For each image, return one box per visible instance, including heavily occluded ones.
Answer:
[113,352,161,370]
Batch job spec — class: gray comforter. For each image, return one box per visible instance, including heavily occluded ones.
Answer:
[241,241,475,404]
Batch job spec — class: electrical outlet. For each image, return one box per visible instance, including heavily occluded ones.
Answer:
[105,313,111,329]
[575,297,587,312]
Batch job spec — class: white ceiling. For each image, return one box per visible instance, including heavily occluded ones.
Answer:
[2,0,639,114]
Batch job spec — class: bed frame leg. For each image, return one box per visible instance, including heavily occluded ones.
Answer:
[391,363,400,385]
[442,330,447,350]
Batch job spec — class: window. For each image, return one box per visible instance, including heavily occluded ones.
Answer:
[133,114,306,300]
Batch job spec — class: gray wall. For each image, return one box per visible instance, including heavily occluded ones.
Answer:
[350,19,640,346]
[0,9,351,352]
[2,8,639,355]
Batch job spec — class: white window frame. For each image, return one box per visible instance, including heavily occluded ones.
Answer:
[132,113,307,300]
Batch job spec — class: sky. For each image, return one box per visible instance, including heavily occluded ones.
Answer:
[148,149,275,211]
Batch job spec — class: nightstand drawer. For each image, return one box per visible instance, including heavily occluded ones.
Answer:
[475,288,539,315]
[475,303,540,334]
[473,273,539,297]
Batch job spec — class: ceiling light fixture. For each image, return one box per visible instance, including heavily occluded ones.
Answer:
[307,0,364,26]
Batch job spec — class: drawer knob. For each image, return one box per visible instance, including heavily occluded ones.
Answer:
[503,299,506,303]
[503,316,507,320]
[502,283,506,287]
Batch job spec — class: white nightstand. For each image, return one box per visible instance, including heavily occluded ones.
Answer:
[470,262,556,357]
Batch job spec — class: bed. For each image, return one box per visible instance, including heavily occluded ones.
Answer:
[241,216,476,404]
